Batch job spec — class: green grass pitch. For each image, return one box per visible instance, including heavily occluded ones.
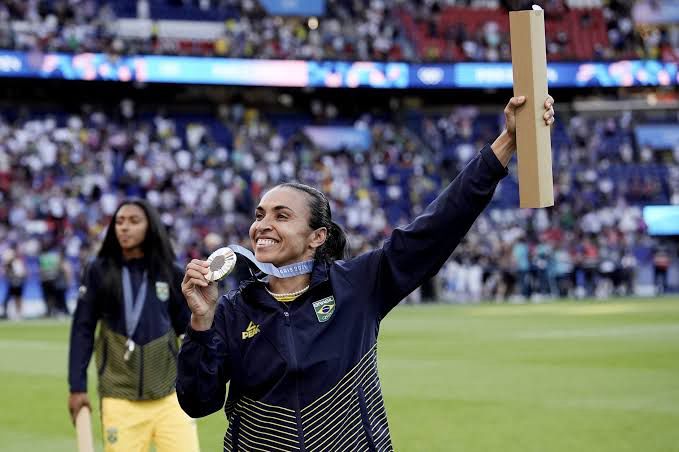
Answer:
[1,298,678,451]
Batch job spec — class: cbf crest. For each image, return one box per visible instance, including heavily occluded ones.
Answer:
[155,281,170,302]
[106,427,118,444]
[312,296,336,323]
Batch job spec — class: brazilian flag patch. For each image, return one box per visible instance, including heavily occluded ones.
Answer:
[155,281,170,302]
[312,296,336,323]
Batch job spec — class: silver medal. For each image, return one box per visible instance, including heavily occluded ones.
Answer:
[123,339,135,361]
[205,247,237,282]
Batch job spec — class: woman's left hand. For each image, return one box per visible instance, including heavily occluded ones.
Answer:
[491,95,556,166]
[504,95,555,137]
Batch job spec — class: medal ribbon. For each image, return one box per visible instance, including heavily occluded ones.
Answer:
[122,267,148,340]
[227,245,314,278]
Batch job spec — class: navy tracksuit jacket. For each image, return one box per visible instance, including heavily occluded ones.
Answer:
[69,258,190,399]
[177,145,508,451]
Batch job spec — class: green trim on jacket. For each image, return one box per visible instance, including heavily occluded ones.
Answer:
[95,323,179,400]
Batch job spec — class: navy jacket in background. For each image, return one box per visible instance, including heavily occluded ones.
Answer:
[69,258,190,398]
[177,144,508,451]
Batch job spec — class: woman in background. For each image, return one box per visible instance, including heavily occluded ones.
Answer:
[68,199,199,452]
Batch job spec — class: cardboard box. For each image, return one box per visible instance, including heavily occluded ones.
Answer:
[509,9,554,208]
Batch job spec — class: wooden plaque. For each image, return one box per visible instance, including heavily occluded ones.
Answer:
[510,9,554,208]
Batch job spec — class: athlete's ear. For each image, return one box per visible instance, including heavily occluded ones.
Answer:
[308,227,327,251]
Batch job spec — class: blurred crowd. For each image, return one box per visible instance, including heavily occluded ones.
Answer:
[416,102,679,302]
[1,98,678,318]
[0,0,676,62]
[404,0,678,61]
[0,0,408,60]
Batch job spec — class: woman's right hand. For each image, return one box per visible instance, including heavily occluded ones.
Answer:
[68,392,91,425]
[182,259,219,330]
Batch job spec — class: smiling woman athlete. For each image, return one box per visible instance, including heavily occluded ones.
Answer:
[177,96,556,452]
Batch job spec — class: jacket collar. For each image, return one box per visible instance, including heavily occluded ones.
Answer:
[239,259,330,298]
[309,259,330,289]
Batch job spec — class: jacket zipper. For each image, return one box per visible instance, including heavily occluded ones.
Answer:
[356,385,377,451]
[138,345,144,399]
[283,308,306,451]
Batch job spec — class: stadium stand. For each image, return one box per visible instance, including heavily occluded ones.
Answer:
[0,0,677,318]
[1,96,677,316]
[1,0,676,61]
